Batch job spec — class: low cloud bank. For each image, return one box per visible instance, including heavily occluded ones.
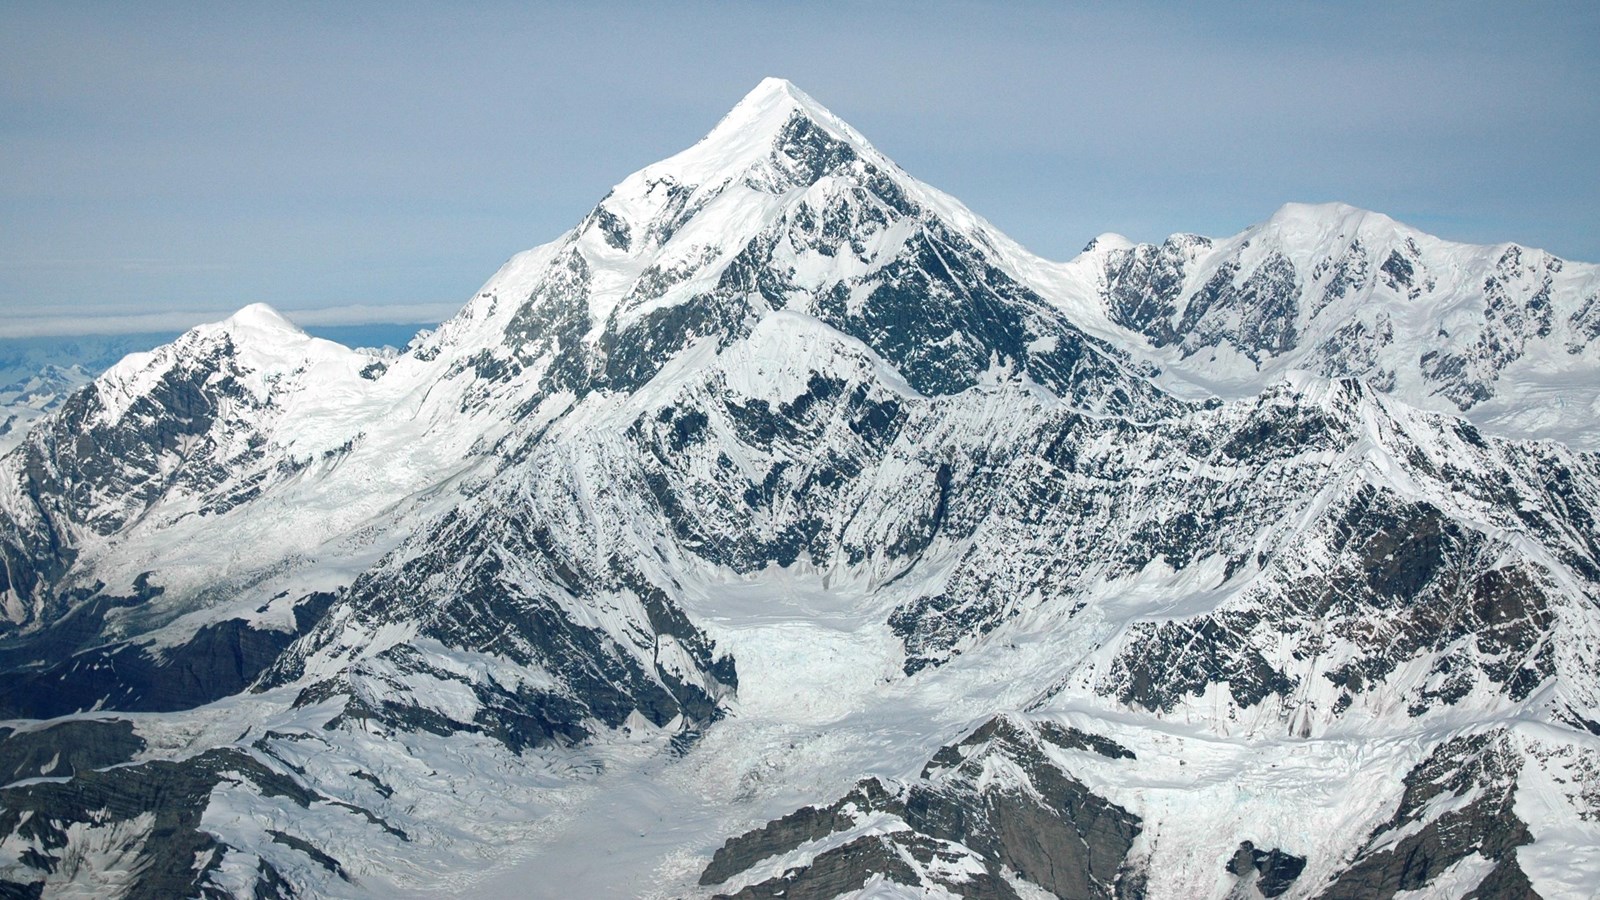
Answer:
[2,302,461,339]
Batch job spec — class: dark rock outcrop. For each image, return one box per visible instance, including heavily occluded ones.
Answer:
[0,747,367,899]
[1316,731,1538,899]
[702,716,1144,899]
[0,719,144,784]
[1227,840,1305,898]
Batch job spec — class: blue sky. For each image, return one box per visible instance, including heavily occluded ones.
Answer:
[3,1,1596,336]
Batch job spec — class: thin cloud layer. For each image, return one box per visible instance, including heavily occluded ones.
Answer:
[1,303,459,339]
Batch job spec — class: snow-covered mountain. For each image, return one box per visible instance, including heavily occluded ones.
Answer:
[1063,202,1600,448]
[0,78,1596,899]
[0,364,91,457]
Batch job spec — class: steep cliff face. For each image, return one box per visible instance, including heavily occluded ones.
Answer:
[0,80,1596,899]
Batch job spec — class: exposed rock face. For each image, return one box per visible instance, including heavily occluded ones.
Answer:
[700,779,904,888]
[1226,841,1305,898]
[0,747,372,900]
[1316,731,1538,899]
[878,377,1600,739]
[0,604,322,719]
[264,508,735,751]
[701,716,1144,899]
[0,720,144,784]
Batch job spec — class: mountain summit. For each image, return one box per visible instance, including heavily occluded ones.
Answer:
[654,76,885,183]
[422,74,1177,414]
[0,80,1597,899]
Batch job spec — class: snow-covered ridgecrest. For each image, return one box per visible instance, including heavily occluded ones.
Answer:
[1060,202,1600,447]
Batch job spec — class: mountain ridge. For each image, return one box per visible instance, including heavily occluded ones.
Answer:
[0,79,1595,899]
[1061,200,1600,449]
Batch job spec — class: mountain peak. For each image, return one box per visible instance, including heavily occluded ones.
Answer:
[222,302,305,337]
[1082,232,1135,254]
[1255,201,1404,245]
[734,76,808,109]
[716,76,840,136]
[642,78,883,187]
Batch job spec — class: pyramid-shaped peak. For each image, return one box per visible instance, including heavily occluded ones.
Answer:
[740,76,804,102]
[643,78,887,187]
[726,77,825,119]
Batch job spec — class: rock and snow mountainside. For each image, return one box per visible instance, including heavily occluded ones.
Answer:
[0,78,1597,899]
[1063,203,1600,448]
[0,364,91,457]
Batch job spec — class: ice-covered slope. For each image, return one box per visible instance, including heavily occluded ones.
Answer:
[0,80,1596,899]
[1060,202,1600,447]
